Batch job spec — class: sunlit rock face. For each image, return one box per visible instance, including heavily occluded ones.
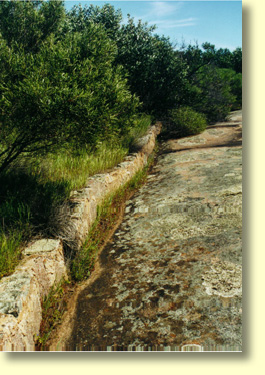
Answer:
[65,112,242,352]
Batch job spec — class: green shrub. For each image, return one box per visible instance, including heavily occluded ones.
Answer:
[0,0,65,53]
[192,65,236,122]
[0,23,139,174]
[66,4,187,116]
[169,107,207,137]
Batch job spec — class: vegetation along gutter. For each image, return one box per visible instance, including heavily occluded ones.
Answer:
[0,122,162,351]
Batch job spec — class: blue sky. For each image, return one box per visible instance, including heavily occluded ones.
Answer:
[64,1,242,51]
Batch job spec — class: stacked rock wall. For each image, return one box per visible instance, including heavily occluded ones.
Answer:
[0,123,161,351]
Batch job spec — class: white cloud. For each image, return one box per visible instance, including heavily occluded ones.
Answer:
[150,1,184,17]
[149,18,197,29]
[121,2,196,30]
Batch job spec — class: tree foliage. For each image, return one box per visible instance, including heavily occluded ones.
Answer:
[0,1,242,173]
[0,0,65,53]
[0,11,139,173]
[177,41,242,121]
[115,16,187,116]
[192,65,236,122]
[65,3,122,39]
[64,5,188,116]
[179,42,242,75]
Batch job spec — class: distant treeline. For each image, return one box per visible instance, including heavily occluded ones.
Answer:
[0,0,242,173]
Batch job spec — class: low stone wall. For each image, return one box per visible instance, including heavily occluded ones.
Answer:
[0,239,66,351]
[0,123,161,351]
[68,124,161,249]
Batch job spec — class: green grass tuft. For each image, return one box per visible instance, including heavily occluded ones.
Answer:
[0,230,23,278]
[35,278,70,350]
[0,114,152,279]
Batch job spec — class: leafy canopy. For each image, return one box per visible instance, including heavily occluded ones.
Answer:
[0,0,66,53]
[0,19,139,173]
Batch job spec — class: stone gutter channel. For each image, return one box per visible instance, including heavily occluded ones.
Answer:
[0,123,162,351]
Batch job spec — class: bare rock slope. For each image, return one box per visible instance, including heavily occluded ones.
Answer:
[56,111,242,351]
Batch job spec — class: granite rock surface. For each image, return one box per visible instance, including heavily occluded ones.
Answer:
[63,111,242,351]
